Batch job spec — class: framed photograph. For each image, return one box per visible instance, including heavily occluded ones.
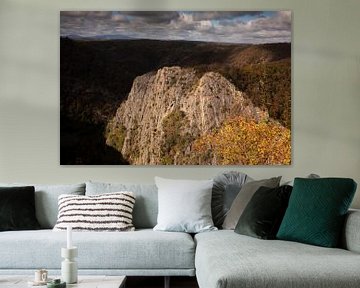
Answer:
[60,11,291,165]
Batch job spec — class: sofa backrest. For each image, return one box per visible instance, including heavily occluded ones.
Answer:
[0,182,86,228]
[86,181,158,229]
[341,209,360,253]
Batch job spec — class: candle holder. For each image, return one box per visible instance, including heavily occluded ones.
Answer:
[61,247,78,284]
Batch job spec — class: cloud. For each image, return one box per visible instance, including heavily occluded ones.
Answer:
[60,11,291,44]
[111,13,129,22]
[190,11,263,21]
[112,12,180,24]
[61,11,112,19]
[247,11,291,32]
[208,11,291,43]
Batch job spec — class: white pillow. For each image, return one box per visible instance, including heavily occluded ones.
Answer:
[53,192,135,232]
[153,177,217,233]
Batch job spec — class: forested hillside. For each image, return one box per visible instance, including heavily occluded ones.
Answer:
[60,38,291,165]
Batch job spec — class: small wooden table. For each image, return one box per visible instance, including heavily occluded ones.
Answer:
[0,275,126,288]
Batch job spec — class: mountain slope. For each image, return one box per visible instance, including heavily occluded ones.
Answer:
[60,38,291,164]
[106,66,268,165]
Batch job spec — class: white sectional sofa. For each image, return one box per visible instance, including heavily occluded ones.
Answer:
[0,180,359,288]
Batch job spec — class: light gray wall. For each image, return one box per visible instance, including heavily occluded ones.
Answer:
[0,0,359,208]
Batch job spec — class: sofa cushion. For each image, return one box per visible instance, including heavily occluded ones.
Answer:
[222,177,281,229]
[212,171,250,228]
[86,182,158,229]
[277,178,357,247]
[154,177,216,233]
[195,230,360,288]
[234,185,292,239]
[53,192,136,232]
[0,229,195,271]
[0,183,86,228]
[0,186,40,231]
[342,209,360,253]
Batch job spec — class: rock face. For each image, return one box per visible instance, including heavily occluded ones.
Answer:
[106,66,268,165]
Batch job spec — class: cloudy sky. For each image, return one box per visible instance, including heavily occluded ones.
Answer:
[60,11,291,44]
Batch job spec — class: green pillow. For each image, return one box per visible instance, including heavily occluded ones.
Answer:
[277,178,357,247]
[235,185,292,239]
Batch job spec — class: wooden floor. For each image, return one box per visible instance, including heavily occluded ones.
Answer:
[126,276,199,288]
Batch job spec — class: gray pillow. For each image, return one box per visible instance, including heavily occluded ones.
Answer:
[0,183,85,228]
[86,181,158,229]
[212,171,251,228]
[153,177,217,233]
[222,177,281,230]
[283,173,320,186]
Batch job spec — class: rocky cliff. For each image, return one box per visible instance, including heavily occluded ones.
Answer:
[106,66,268,165]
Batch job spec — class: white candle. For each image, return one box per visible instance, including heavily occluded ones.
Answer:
[67,225,72,249]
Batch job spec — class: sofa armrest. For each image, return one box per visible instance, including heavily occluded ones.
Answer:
[342,209,360,253]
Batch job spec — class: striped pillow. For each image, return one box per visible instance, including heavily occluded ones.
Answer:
[53,192,136,231]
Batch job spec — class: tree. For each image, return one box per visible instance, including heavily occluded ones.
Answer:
[193,117,291,165]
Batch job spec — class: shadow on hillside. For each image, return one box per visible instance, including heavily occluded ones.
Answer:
[60,116,129,165]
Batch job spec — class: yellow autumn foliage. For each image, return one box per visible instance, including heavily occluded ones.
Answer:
[193,117,291,165]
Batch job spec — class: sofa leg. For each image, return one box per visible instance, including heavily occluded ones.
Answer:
[164,276,170,288]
